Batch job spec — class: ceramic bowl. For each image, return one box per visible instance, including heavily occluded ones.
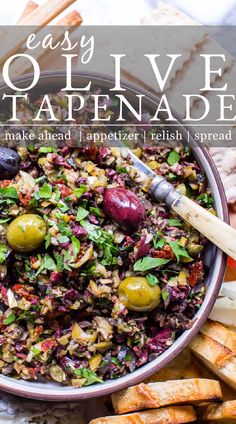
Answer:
[0,72,228,400]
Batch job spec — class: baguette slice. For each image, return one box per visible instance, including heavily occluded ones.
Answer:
[190,333,234,368]
[201,320,236,354]
[202,400,236,422]
[90,405,197,424]
[190,334,236,390]
[111,379,222,414]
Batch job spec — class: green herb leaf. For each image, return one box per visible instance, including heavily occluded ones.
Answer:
[0,217,10,224]
[134,257,170,272]
[63,250,73,271]
[81,221,118,265]
[17,310,37,323]
[57,200,69,213]
[39,146,55,153]
[43,255,56,271]
[169,241,192,263]
[28,198,38,208]
[58,235,70,244]
[76,207,89,222]
[111,357,121,366]
[35,254,56,276]
[37,182,52,199]
[74,185,87,199]
[146,274,159,286]
[44,233,51,249]
[153,237,166,249]
[0,244,7,264]
[71,236,80,256]
[167,219,182,227]
[116,166,128,174]
[54,253,64,272]
[73,368,103,386]
[167,150,180,166]
[89,207,103,217]
[58,221,72,237]
[28,144,35,153]
[3,312,16,325]
[0,186,18,200]
[168,172,177,181]
[162,290,169,301]
[197,193,214,207]
[31,346,41,356]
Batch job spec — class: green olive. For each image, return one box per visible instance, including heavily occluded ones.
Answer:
[118,276,161,312]
[7,214,46,252]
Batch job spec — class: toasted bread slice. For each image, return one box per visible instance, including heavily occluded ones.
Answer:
[202,400,236,422]
[145,349,200,383]
[190,333,234,368]
[111,379,222,414]
[89,405,197,424]
[201,320,236,354]
[190,333,236,390]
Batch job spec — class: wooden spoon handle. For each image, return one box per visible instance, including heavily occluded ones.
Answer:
[172,195,235,259]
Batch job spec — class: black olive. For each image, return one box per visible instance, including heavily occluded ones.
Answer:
[0,147,20,179]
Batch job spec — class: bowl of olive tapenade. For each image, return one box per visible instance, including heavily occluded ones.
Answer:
[0,72,227,400]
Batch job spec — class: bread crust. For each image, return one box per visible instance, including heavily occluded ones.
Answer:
[111,379,222,414]
[202,400,236,421]
[89,405,197,424]
[190,333,236,390]
[190,333,234,368]
[201,320,236,354]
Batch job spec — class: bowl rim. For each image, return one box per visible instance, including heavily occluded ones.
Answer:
[0,70,228,400]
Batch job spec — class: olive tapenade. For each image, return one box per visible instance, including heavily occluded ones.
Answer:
[0,90,212,387]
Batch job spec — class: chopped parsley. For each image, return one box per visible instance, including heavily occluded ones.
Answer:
[36,182,52,199]
[76,207,89,222]
[3,312,16,325]
[134,257,170,272]
[73,368,103,386]
[167,150,180,166]
[146,274,159,286]
[169,241,192,263]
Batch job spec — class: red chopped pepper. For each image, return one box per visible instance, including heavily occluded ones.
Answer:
[18,192,32,207]
[154,245,175,260]
[57,185,72,197]
[188,261,204,287]
[41,339,55,352]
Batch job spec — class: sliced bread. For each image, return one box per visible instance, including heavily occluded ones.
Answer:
[112,378,222,414]
[201,320,236,354]
[190,333,236,390]
[202,399,236,422]
[90,405,197,424]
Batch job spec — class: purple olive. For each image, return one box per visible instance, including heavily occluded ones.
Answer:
[0,148,20,180]
[103,187,146,229]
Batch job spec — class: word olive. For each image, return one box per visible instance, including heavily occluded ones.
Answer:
[103,187,146,229]
[7,214,47,252]
[0,147,20,180]
[118,276,161,312]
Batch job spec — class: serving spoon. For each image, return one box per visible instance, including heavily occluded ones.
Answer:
[118,145,236,261]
